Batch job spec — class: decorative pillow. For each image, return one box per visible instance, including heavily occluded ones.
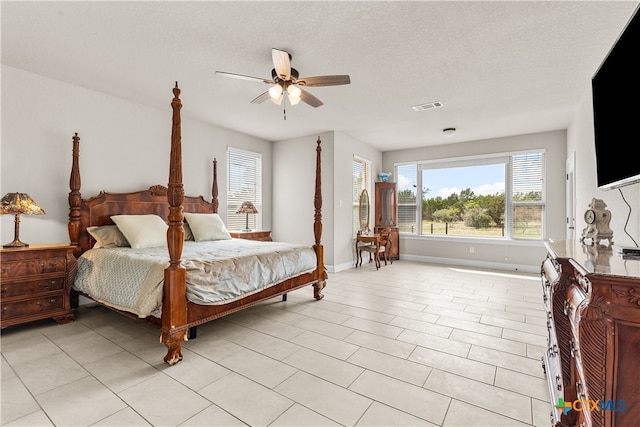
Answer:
[111,214,168,249]
[87,225,130,248]
[183,213,232,241]
[183,220,194,241]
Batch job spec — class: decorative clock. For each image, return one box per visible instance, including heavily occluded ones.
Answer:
[580,198,613,245]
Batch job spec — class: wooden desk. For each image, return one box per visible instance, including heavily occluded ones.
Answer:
[355,233,381,269]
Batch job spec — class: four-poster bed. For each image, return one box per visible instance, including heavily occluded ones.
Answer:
[68,83,326,365]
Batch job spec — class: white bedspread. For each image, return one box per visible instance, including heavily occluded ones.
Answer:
[73,239,317,318]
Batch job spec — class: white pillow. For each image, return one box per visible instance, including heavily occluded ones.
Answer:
[111,214,168,249]
[183,213,232,241]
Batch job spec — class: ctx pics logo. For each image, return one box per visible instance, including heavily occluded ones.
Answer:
[555,398,626,415]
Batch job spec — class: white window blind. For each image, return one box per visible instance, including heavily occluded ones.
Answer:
[227,147,262,231]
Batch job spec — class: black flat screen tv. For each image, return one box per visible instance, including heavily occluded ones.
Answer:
[592,5,640,190]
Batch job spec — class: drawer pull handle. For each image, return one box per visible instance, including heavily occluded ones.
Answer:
[1,287,7,294]
[38,282,52,289]
[2,267,9,273]
[2,307,6,312]
[555,375,562,391]
[569,340,577,357]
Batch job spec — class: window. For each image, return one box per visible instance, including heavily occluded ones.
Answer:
[395,151,545,239]
[353,156,371,236]
[227,147,262,231]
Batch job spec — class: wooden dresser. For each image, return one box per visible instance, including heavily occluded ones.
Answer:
[229,230,272,242]
[1,243,77,328]
[541,240,640,427]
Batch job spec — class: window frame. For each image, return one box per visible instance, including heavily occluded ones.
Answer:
[352,155,371,237]
[395,149,546,241]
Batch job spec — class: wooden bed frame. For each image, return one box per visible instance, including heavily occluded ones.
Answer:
[68,83,326,365]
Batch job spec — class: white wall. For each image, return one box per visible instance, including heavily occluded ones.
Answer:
[568,90,640,248]
[1,66,273,245]
[382,131,567,272]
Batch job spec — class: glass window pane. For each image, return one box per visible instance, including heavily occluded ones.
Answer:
[396,163,417,233]
[421,163,505,238]
[512,205,543,239]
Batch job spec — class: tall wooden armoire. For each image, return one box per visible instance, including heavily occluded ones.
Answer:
[374,182,399,260]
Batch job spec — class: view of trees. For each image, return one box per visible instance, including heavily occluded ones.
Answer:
[399,188,542,229]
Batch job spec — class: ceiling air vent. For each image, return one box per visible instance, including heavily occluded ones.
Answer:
[411,101,443,111]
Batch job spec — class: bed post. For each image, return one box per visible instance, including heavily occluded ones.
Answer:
[212,158,219,213]
[313,137,326,300]
[68,133,82,258]
[161,82,188,365]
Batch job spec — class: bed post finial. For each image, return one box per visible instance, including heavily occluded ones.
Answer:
[68,132,82,257]
[212,158,219,213]
[163,82,187,365]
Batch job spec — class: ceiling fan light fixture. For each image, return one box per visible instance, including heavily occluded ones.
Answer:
[270,93,283,105]
[268,83,283,100]
[288,84,301,99]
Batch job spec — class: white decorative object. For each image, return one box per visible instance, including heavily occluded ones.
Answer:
[580,198,613,246]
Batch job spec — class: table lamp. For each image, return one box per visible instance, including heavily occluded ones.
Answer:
[1,192,45,248]
[236,201,258,232]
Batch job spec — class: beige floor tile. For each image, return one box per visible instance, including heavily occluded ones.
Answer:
[0,333,61,366]
[118,373,211,426]
[502,328,548,347]
[356,401,438,426]
[182,330,244,362]
[468,345,545,378]
[36,376,126,426]
[217,348,297,388]
[283,347,364,387]
[1,356,17,382]
[408,345,495,384]
[3,409,54,427]
[436,315,504,337]
[211,328,300,361]
[297,305,353,324]
[295,317,356,340]
[390,316,453,338]
[179,404,247,426]
[11,351,89,395]
[342,316,404,339]
[425,369,532,424]
[344,330,416,359]
[290,330,360,360]
[443,399,530,426]
[270,403,341,426]
[276,371,372,426]
[495,368,549,401]
[53,329,126,365]
[449,328,527,356]
[1,377,40,425]
[349,369,450,425]
[92,407,152,426]
[199,372,293,426]
[157,348,229,392]
[348,347,432,386]
[397,328,470,357]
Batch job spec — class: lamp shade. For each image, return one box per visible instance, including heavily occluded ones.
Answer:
[236,201,258,214]
[1,192,45,215]
[1,192,45,248]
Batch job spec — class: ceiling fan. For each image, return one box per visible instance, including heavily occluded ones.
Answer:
[215,48,350,109]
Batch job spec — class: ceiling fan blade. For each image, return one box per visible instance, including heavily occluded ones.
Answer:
[250,91,271,104]
[297,75,351,87]
[215,71,273,84]
[272,48,291,81]
[300,89,323,108]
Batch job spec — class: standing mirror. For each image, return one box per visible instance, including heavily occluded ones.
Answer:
[359,189,370,234]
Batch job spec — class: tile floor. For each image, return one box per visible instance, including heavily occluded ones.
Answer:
[1,261,553,426]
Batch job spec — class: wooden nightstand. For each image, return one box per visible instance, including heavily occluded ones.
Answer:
[229,230,272,242]
[1,243,77,328]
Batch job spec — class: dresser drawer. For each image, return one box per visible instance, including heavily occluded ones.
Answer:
[1,294,65,320]
[1,277,66,298]
[1,257,67,279]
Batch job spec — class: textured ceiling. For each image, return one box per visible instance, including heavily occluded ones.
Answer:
[2,1,638,151]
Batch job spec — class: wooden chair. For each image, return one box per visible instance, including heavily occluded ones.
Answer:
[358,228,393,269]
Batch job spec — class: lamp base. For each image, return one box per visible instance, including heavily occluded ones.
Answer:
[3,239,29,248]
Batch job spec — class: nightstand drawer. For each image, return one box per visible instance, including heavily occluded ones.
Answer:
[1,257,67,278]
[1,277,66,298]
[2,294,65,320]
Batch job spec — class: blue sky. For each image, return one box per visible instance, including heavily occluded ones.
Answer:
[397,164,505,199]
